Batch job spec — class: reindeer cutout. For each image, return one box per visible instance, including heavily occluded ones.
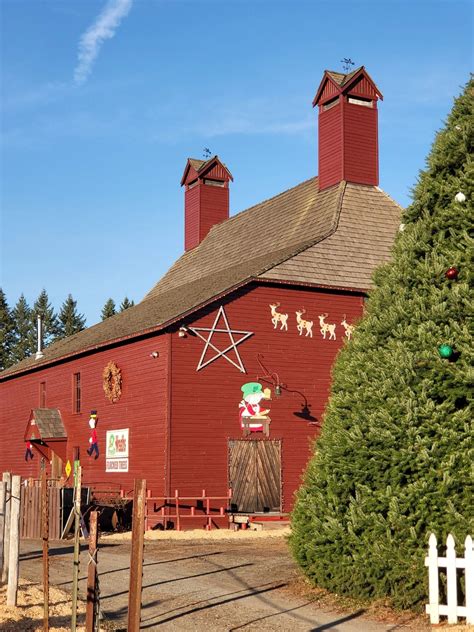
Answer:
[269,303,289,331]
[295,309,313,338]
[318,313,336,340]
[341,314,355,340]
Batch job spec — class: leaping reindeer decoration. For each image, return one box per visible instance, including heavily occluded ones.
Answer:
[341,314,355,340]
[318,313,337,340]
[295,309,313,338]
[269,303,289,331]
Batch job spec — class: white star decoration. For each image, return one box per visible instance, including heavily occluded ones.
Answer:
[189,306,253,373]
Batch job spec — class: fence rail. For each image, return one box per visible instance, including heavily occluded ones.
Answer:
[425,533,474,624]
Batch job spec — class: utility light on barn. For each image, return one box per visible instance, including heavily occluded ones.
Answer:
[178,327,188,338]
[150,351,159,358]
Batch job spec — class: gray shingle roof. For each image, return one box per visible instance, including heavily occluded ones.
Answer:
[30,408,67,439]
[1,178,401,379]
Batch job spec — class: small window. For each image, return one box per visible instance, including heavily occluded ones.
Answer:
[348,96,373,108]
[187,180,198,190]
[204,179,225,187]
[73,373,81,413]
[322,97,338,111]
[39,382,46,407]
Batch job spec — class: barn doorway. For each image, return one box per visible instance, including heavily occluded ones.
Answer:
[228,439,281,513]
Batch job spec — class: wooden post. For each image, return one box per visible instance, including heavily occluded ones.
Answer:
[425,533,440,624]
[465,535,474,625]
[0,481,6,579]
[1,472,11,584]
[71,463,82,631]
[86,511,98,632]
[446,534,457,624]
[6,475,21,606]
[41,468,49,631]
[127,479,146,632]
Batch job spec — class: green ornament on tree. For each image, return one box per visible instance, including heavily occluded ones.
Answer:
[438,344,454,359]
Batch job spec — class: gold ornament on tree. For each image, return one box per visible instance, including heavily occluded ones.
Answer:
[103,361,122,403]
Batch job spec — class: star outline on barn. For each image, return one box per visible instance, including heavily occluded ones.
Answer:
[189,306,253,373]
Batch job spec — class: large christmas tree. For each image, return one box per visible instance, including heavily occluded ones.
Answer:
[290,79,473,609]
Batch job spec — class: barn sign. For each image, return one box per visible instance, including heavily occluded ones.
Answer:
[106,428,129,472]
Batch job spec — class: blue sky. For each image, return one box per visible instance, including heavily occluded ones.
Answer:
[1,0,472,325]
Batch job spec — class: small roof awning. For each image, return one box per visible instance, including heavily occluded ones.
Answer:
[24,408,67,441]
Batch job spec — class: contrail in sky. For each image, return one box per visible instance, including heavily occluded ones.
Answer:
[74,0,133,85]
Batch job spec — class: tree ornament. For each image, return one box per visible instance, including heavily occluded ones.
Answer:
[455,192,466,203]
[398,223,406,232]
[445,267,459,280]
[455,125,462,131]
[438,344,454,359]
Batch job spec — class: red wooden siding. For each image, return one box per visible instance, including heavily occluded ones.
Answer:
[318,101,343,190]
[346,75,378,99]
[203,163,229,181]
[169,282,364,513]
[0,335,170,495]
[185,181,230,251]
[319,78,339,103]
[343,102,379,186]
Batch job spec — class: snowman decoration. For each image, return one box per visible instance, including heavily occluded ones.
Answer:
[239,382,271,432]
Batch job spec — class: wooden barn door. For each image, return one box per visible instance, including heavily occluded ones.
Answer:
[228,440,281,513]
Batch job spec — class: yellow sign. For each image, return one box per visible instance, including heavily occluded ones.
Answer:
[65,460,72,477]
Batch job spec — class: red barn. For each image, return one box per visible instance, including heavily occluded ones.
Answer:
[0,67,401,523]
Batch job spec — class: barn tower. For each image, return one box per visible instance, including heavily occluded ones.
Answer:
[313,66,383,190]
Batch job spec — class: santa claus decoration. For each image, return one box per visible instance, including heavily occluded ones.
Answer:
[238,382,271,432]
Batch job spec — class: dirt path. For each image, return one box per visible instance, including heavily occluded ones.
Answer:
[19,535,416,631]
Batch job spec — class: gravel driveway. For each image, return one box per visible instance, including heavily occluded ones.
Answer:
[19,536,413,631]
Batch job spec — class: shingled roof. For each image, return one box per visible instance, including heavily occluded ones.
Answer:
[28,409,67,439]
[1,178,401,379]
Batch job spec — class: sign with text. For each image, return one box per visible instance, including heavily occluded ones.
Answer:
[106,428,129,472]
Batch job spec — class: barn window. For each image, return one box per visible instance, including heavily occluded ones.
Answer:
[348,96,373,108]
[204,179,225,187]
[187,180,198,190]
[322,97,338,111]
[39,381,46,407]
[73,373,81,413]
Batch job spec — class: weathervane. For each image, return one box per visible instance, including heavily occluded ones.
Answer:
[203,147,212,159]
[341,58,355,73]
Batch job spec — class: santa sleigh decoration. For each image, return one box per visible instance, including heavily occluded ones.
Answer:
[239,382,272,437]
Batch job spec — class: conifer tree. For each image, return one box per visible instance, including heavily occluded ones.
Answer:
[101,298,116,320]
[57,294,86,339]
[290,79,473,609]
[0,289,15,369]
[32,289,59,347]
[11,294,33,363]
[119,297,134,311]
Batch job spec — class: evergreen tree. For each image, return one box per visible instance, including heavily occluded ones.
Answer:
[32,289,59,347]
[119,297,134,311]
[101,298,116,320]
[57,294,86,339]
[290,79,473,610]
[0,289,15,370]
[11,294,33,363]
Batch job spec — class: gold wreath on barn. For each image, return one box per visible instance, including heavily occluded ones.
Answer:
[102,361,122,403]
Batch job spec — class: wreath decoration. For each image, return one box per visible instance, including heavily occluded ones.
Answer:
[103,361,122,403]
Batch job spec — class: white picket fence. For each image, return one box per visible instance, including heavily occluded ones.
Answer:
[425,533,474,624]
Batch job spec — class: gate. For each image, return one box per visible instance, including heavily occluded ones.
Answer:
[20,484,61,539]
[228,440,281,513]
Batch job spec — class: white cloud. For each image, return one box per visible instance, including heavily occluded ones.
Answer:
[74,0,133,85]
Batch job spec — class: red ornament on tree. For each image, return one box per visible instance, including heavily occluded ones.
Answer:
[445,267,459,280]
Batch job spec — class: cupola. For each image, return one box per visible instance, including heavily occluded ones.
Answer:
[180,156,233,251]
[313,66,383,190]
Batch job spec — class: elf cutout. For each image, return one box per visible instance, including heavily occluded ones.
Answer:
[87,410,99,459]
[25,441,34,461]
[239,382,271,432]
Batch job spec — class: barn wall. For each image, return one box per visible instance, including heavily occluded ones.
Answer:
[318,100,343,191]
[343,102,379,186]
[169,282,364,513]
[0,334,170,495]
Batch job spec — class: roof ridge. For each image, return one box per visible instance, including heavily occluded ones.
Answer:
[375,185,405,212]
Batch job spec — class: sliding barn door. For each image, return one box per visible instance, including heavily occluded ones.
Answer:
[228,440,281,513]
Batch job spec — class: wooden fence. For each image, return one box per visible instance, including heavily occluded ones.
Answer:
[425,533,474,624]
[20,485,61,540]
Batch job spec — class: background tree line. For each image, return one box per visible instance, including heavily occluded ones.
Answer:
[0,289,134,370]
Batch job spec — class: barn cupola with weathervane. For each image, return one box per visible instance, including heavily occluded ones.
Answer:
[313,66,383,191]
[181,155,233,251]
